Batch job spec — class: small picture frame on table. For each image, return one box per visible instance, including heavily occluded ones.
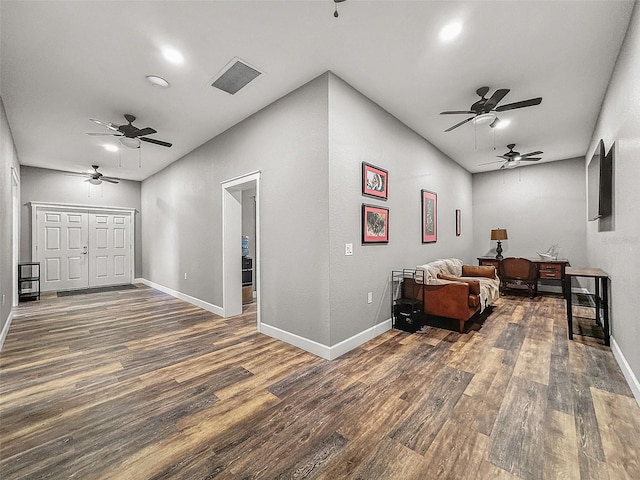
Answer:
[421,190,437,243]
[362,204,389,244]
[362,162,388,200]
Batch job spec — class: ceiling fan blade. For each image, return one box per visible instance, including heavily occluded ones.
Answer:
[496,155,510,160]
[440,110,474,115]
[495,97,542,112]
[90,118,119,131]
[140,137,172,147]
[136,127,157,136]
[86,132,123,136]
[479,160,506,166]
[444,117,474,132]
[101,177,120,184]
[484,89,510,110]
[521,158,541,161]
[521,151,543,157]
[476,86,490,98]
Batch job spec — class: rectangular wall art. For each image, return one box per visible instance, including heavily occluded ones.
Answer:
[456,209,461,236]
[362,162,388,200]
[362,204,389,244]
[421,190,437,243]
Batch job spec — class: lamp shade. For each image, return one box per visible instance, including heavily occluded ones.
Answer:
[491,228,508,241]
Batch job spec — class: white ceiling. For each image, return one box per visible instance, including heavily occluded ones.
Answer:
[1,1,634,181]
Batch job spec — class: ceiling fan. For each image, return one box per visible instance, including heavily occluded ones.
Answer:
[87,114,172,148]
[480,144,543,169]
[82,165,120,185]
[441,87,542,132]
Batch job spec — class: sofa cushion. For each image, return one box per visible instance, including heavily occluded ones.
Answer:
[462,265,497,279]
[468,295,480,308]
[437,273,480,295]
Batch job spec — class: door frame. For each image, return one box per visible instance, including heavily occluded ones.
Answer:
[221,171,261,331]
[11,167,20,307]
[30,202,136,290]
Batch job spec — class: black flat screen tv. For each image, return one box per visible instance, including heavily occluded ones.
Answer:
[587,139,613,221]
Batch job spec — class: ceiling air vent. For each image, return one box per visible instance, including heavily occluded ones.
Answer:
[210,58,262,95]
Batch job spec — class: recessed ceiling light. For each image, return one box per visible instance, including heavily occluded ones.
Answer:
[103,144,118,152]
[146,75,170,88]
[439,21,463,42]
[162,47,184,64]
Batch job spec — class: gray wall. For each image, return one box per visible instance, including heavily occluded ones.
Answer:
[585,1,640,388]
[327,73,474,345]
[1,96,21,338]
[472,157,588,268]
[142,73,331,345]
[19,166,142,277]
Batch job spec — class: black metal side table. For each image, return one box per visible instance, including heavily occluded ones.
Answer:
[565,267,609,346]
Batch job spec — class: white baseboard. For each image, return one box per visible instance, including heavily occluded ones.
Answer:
[0,310,14,352]
[329,318,393,360]
[611,336,640,407]
[136,278,224,317]
[260,318,392,361]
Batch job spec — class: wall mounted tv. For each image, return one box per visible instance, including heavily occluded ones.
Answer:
[587,139,613,221]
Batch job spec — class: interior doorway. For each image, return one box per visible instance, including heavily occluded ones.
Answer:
[30,203,135,292]
[221,171,261,331]
[11,168,20,307]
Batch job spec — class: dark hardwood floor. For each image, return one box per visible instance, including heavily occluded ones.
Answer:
[1,285,639,479]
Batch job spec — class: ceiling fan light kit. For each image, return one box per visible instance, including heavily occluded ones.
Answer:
[120,137,141,149]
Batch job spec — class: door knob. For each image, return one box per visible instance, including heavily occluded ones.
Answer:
[82,246,88,255]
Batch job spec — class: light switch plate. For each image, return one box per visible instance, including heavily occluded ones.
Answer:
[345,243,353,256]
[367,292,373,304]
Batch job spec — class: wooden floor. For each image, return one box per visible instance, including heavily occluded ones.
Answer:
[1,285,639,479]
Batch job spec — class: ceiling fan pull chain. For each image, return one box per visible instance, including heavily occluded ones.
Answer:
[138,147,142,168]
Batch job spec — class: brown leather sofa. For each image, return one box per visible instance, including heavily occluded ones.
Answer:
[401,259,499,333]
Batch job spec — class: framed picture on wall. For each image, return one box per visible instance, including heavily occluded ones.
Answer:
[421,190,437,243]
[456,209,461,236]
[362,162,388,200]
[362,204,389,244]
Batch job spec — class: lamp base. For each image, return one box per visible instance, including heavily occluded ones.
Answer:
[495,241,503,260]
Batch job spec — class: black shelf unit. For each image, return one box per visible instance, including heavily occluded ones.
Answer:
[18,262,40,302]
[391,269,425,332]
[242,256,253,304]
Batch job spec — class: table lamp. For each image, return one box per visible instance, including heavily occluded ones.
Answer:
[491,228,508,260]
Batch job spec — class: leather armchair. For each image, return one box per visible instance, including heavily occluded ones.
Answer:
[498,257,538,298]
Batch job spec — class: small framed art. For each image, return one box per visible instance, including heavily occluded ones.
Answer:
[421,190,437,243]
[362,162,388,200]
[456,209,461,236]
[362,204,389,244]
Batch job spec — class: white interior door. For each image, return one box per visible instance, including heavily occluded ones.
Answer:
[33,204,135,292]
[37,210,89,291]
[88,213,131,287]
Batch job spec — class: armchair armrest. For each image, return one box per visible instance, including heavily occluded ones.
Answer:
[423,281,477,321]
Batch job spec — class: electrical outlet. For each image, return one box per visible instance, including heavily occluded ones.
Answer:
[345,243,353,256]
[367,292,373,304]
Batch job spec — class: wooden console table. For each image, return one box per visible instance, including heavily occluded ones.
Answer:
[477,257,570,296]
[565,267,610,346]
